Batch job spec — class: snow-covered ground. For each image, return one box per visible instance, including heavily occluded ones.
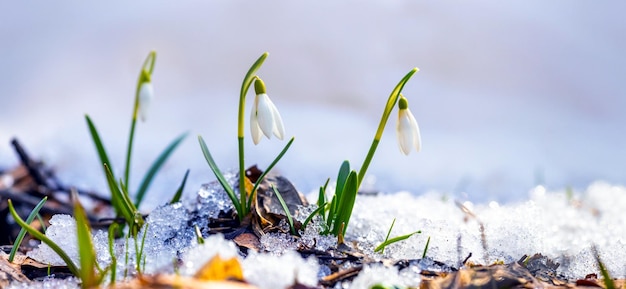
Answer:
[12,179,626,289]
[1,2,626,288]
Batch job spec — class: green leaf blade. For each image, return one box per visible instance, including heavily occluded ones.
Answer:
[104,164,135,228]
[375,230,421,253]
[170,169,190,204]
[332,170,358,236]
[198,136,242,217]
[73,191,97,288]
[246,137,295,210]
[134,132,188,207]
[85,115,117,195]
[7,200,80,277]
[9,197,48,262]
[271,185,297,235]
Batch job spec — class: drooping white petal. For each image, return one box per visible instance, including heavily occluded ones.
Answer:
[396,108,421,155]
[268,99,285,139]
[397,110,413,155]
[406,109,422,152]
[138,81,153,122]
[256,94,275,139]
[250,98,263,145]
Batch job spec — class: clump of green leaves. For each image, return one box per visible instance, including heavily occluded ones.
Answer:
[8,191,110,289]
[198,52,293,221]
[85,51,187,235]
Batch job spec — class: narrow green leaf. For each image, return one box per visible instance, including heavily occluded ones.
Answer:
[594,247,616,289]
[7,200,80,276]
[198,135,242,217]
[9,197,47,262]
[135,224,149,273]
[85,115,118,195]
[104,164,134,227]
[246,137,295,210]
[271,185,296,235]
[124,117,138,190]
[335,161,351,202]
[108,223,118,285]
[375,230,421,253]
[380,218,396,254]
[170,169,190,205]
[325,195,337,233]
[422,236,431,259]
[135,132,188,207]
[333,170,358,235]
[36,214,47,233]
[302,203,328,231]
[329,161,350,230]
[317,178,330,221]
[72,190,97,288]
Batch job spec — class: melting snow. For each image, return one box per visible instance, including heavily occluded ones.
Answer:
[21,181,626,288]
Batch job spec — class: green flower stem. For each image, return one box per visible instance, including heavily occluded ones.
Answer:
[237,137,247,216]
[124,51,157,188]
[237,52,269,217]
[356,68,419,188]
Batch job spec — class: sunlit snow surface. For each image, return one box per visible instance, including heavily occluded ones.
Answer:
[19,180,626,289]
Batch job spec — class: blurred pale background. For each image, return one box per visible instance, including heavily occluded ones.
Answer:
[1,2,625,207]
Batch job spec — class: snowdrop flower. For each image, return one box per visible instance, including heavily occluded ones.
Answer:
[250,78,285,144]
[138,75,153,122]
[396,95,421,155]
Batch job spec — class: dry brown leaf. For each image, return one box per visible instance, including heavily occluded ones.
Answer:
[194,255,244,282]
[233,232,261,252]
[112,274,257,289]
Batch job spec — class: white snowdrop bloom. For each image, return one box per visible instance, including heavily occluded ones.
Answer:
[396,95,421,155]
[250,78,285,145]
[138,79,154,122]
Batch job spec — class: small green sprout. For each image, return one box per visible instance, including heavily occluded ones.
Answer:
[271,184,296,235]
[199,52,294,221]
[135,224,149,274]
[593,246,616,289]
[422,236,431,259]
[9,196,47,262]
[374,218,421,253]
[85,51,187,234]
[108,224,118,285]
[170,169,190,204]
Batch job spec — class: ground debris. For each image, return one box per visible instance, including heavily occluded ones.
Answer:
[422,262,542,289]
[112,274,258,289]
[0,253,30,289]
[520,253,566,286]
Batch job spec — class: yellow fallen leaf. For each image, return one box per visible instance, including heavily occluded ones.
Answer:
[194,255,244,282]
